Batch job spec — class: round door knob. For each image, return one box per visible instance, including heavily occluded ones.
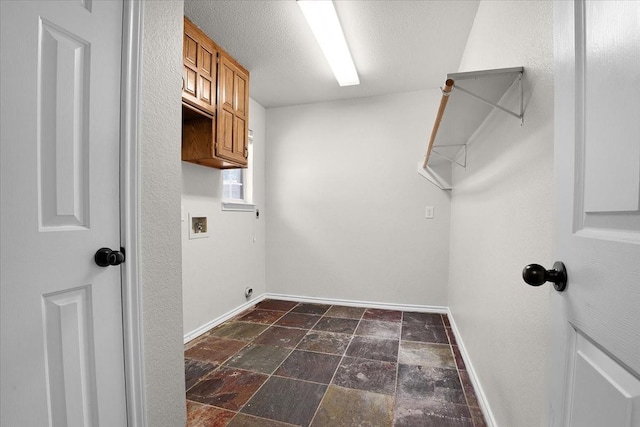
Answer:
[522,262,567,292]
[95,247,125,267]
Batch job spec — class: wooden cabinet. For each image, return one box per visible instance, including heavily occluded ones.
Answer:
[182,19,216,115]
[181,17,250,169]
[216,53,249,165]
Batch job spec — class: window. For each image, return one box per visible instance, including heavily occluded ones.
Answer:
[221,130,254,211]
[222,169,244,201]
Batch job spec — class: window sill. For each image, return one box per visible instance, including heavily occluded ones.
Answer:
[221,201,256,212]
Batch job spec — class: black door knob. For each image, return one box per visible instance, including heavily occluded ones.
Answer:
[522,262,567,291]
[95,247,125,267]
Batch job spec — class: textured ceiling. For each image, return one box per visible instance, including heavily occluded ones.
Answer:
[184,0,480,109]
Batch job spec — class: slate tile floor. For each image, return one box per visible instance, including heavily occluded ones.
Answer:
[185,300,487,427]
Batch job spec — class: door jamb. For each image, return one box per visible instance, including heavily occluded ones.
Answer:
[120,1,146,425]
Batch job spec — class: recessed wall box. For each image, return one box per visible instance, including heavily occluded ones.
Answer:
[188,214,209,239]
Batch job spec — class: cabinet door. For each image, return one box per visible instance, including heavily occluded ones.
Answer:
[234,69,249,160]
[183,30,198,100]
[197,44,215,112]
[182,18,216,115]
[216,54,249,165]
[218,108,235,162]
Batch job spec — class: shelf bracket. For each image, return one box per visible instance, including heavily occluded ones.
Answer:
[417,162,452,190]
[419,67,525,191]
[453,71,524,125]
[432,144,467,168]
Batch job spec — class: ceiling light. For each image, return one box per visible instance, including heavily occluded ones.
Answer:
[297,0,360,86]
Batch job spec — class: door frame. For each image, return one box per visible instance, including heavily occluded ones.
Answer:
[120,1,146,425]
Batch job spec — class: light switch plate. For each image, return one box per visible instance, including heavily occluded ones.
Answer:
[425,206,434,219]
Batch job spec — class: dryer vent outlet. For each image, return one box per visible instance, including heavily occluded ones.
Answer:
[244,287,253,299]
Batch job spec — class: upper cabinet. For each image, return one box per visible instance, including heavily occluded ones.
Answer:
[182,19,216,115]
[181,17,250,169]
[216,53,249,165]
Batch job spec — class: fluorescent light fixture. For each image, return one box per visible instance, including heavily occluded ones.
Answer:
[297,0,360,86]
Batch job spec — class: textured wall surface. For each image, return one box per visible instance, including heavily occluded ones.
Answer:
[139,1,186,425]
[266,91,451,306]
[447,2,554,426]
[182,99,267,336]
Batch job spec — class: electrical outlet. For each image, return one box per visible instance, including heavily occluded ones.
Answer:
[425,206,434,219]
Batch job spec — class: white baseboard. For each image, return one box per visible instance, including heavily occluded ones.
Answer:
[265,292,448,314]
[183,294,266,344]
[183,293,447,344]
[447,308,498,427]
[182,293,496,427]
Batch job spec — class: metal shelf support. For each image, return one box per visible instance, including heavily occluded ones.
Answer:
[419,67,525,190]
[453,71,524,125]
[432,144,467,168]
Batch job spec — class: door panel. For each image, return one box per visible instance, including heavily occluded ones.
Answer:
[183,33,198,97]
[236,116,247,158]
[198,45,214,110]
[235,73,247,117]
[552,1,640,426]
[43,286,98,426]
[38,18,91,229]
[218,109,235,158]
[567,333,640,427]
[221,61,235,110]
[582,1,640,214]
[184,33,197,67]
[0,1,127,425]
[184,66,197,98]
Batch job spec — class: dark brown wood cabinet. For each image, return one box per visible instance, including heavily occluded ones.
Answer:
[181,17,249,169]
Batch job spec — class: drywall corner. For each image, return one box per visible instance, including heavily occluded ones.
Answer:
[181,98,267,336]
[139,1,186,425]
[447,1,554,426]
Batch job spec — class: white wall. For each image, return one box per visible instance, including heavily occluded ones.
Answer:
[182,98,267,336]
[266,91,451,306]
[139,1,185,425]
[447,2,554,427]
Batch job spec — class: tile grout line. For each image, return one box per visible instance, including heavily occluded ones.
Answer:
[230,412,299,427]
[227,304,362,425]
[185,339,253,394]
[307,306,366,427]
[185,302,478,427]
[443,312,477,426]
[185,399,239,423]
[185,303,293,394]
[230,302,343,426]
[186,301,299,425]
[225,302,305,424]
[391,310,408,427]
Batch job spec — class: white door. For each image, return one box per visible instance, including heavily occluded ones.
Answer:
[551,1,640,426]
[0,1,127,426]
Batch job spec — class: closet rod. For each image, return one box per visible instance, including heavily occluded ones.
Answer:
[423,78,454,169]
